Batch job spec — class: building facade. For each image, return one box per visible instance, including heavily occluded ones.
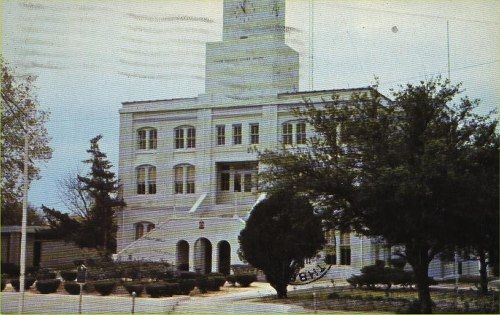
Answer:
[115,0,478,279]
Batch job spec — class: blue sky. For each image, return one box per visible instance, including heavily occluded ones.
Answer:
[2,0,499,212]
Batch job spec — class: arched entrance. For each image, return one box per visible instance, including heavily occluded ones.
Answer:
[217,240,231,275]
[176,240,189,271]
[194,238,212,274]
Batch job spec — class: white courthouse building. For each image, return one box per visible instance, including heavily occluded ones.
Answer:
[115,0,477,279]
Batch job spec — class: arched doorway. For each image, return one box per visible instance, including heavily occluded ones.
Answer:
[217,241,231,275]
[176,240,189,271]
[194,238,212,274]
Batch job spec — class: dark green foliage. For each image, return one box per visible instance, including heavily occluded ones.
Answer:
[123,282,144,297]
[60,270,78,281]
[1,278,7,291]
[63,281,81,295]
[179,271,197,279]
[145,282,178,298]
[389,258,406,270]
[36,270,57,280]
[235,274,257,287]
[93,280,117,296]
[177,279,196,295]
[239,190,325,298]
[35,279,61,294]
[11,276,36,291]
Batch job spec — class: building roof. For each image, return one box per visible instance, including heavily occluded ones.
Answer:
[1,225,49,234]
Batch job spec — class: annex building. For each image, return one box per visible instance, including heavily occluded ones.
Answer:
[115,0,478,280]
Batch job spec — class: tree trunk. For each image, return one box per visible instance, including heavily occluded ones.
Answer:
[270,279,288,299]
[478,249,488,294]
[407,246,433,314]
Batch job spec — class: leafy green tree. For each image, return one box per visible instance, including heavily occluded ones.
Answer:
[43,135,125,255]
[238,190,325,298]
[1,58,52,217]
[259,78,498,312]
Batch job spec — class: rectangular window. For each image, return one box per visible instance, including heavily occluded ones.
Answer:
[232,124,242,145]
[175,128,184,149]
[187,127,196,148]
[137,130,147,150]
[137,168,146,194]
[149,129,157,149]
[220,173,230,191]
[234,173,241,192]
[243,174,252,192]
[175,167,184,194]
[340,232,351,265]
[250,123,259,144]
[282,123,292,145]
[186,166,195,194]
[147,167,156,194]
[296,122,306,144]
[217,125,225,145]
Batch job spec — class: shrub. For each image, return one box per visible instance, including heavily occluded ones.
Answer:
[73,259,85,267]
[123,282,144,297]
[145,282,178,298]
[60,270,78,282]
[36,269,57,281]
[196,276,209,293]
[178,279,196,295]
[64,281,81,295]
[177,263,189,271]
[11,276,36,291]
[235,274,257,287]
[36,279,61,294]
[226,275,236,286]
[389,258,406,270]
[179,271,197,279]
[93,280,117,296]
[83,282,94,293]
[1,278,6,291]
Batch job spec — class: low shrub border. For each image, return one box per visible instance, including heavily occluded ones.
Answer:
[226,275,236,286]
[64,281,81,295]
[60,270,78,282]
[145,282,179,298]
[1,278,6,291]
[36,279,61,294]
[178,279,196,295]
[93,280,117,296]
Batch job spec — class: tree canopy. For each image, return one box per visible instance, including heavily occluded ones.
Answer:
[259,78,498,312]
[238,190,325,298]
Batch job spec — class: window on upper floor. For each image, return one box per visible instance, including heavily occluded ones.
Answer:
[174,164,196,194]
[135,221,155,240]
[136,165,156,195]
[232,124,242,145]
[137,128,157,150]
[282,122,293,145]
[217,125,225,145]
[250,123,259,144]
[296,122,306,144]
[174,126,196,149]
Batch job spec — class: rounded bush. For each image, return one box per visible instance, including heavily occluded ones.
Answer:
[36,270,57,281]
[179,271,197,279]
[11,276,36,292]
[36,279,61,294]
[235,274,256,287]
[206,276,225,291]
[123,282,144,297]
[93,280,117,296]
[60,270,78,282]
[145,282,175,298]
[64,281,81,295]
[178,279,196,295]
[1,263,20,276]
[196,276,209,293]
[1,278,6,291]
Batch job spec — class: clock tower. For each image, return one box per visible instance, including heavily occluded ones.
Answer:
[205,0,299,99]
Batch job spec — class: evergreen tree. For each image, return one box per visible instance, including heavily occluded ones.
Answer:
[238,190,325,298]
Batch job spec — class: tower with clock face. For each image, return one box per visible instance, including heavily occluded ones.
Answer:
[205,0,299,99]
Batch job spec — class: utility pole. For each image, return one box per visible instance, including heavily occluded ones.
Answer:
[18,122,30,314]
[447,20,451,82]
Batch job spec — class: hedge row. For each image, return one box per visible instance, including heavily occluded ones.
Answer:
[226,274,257,287]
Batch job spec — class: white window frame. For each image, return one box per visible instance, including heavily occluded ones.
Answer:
[137,127,157,150]
[174,126,196,150]
[136,165,156,195]
[174,164,196,194]
[250,123,259,144]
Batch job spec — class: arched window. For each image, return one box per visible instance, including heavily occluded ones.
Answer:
[135,222,155,240]
[136,165,156,195]
[174,126,196,149]
[137,128,157,150]
[174,164,196,194]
